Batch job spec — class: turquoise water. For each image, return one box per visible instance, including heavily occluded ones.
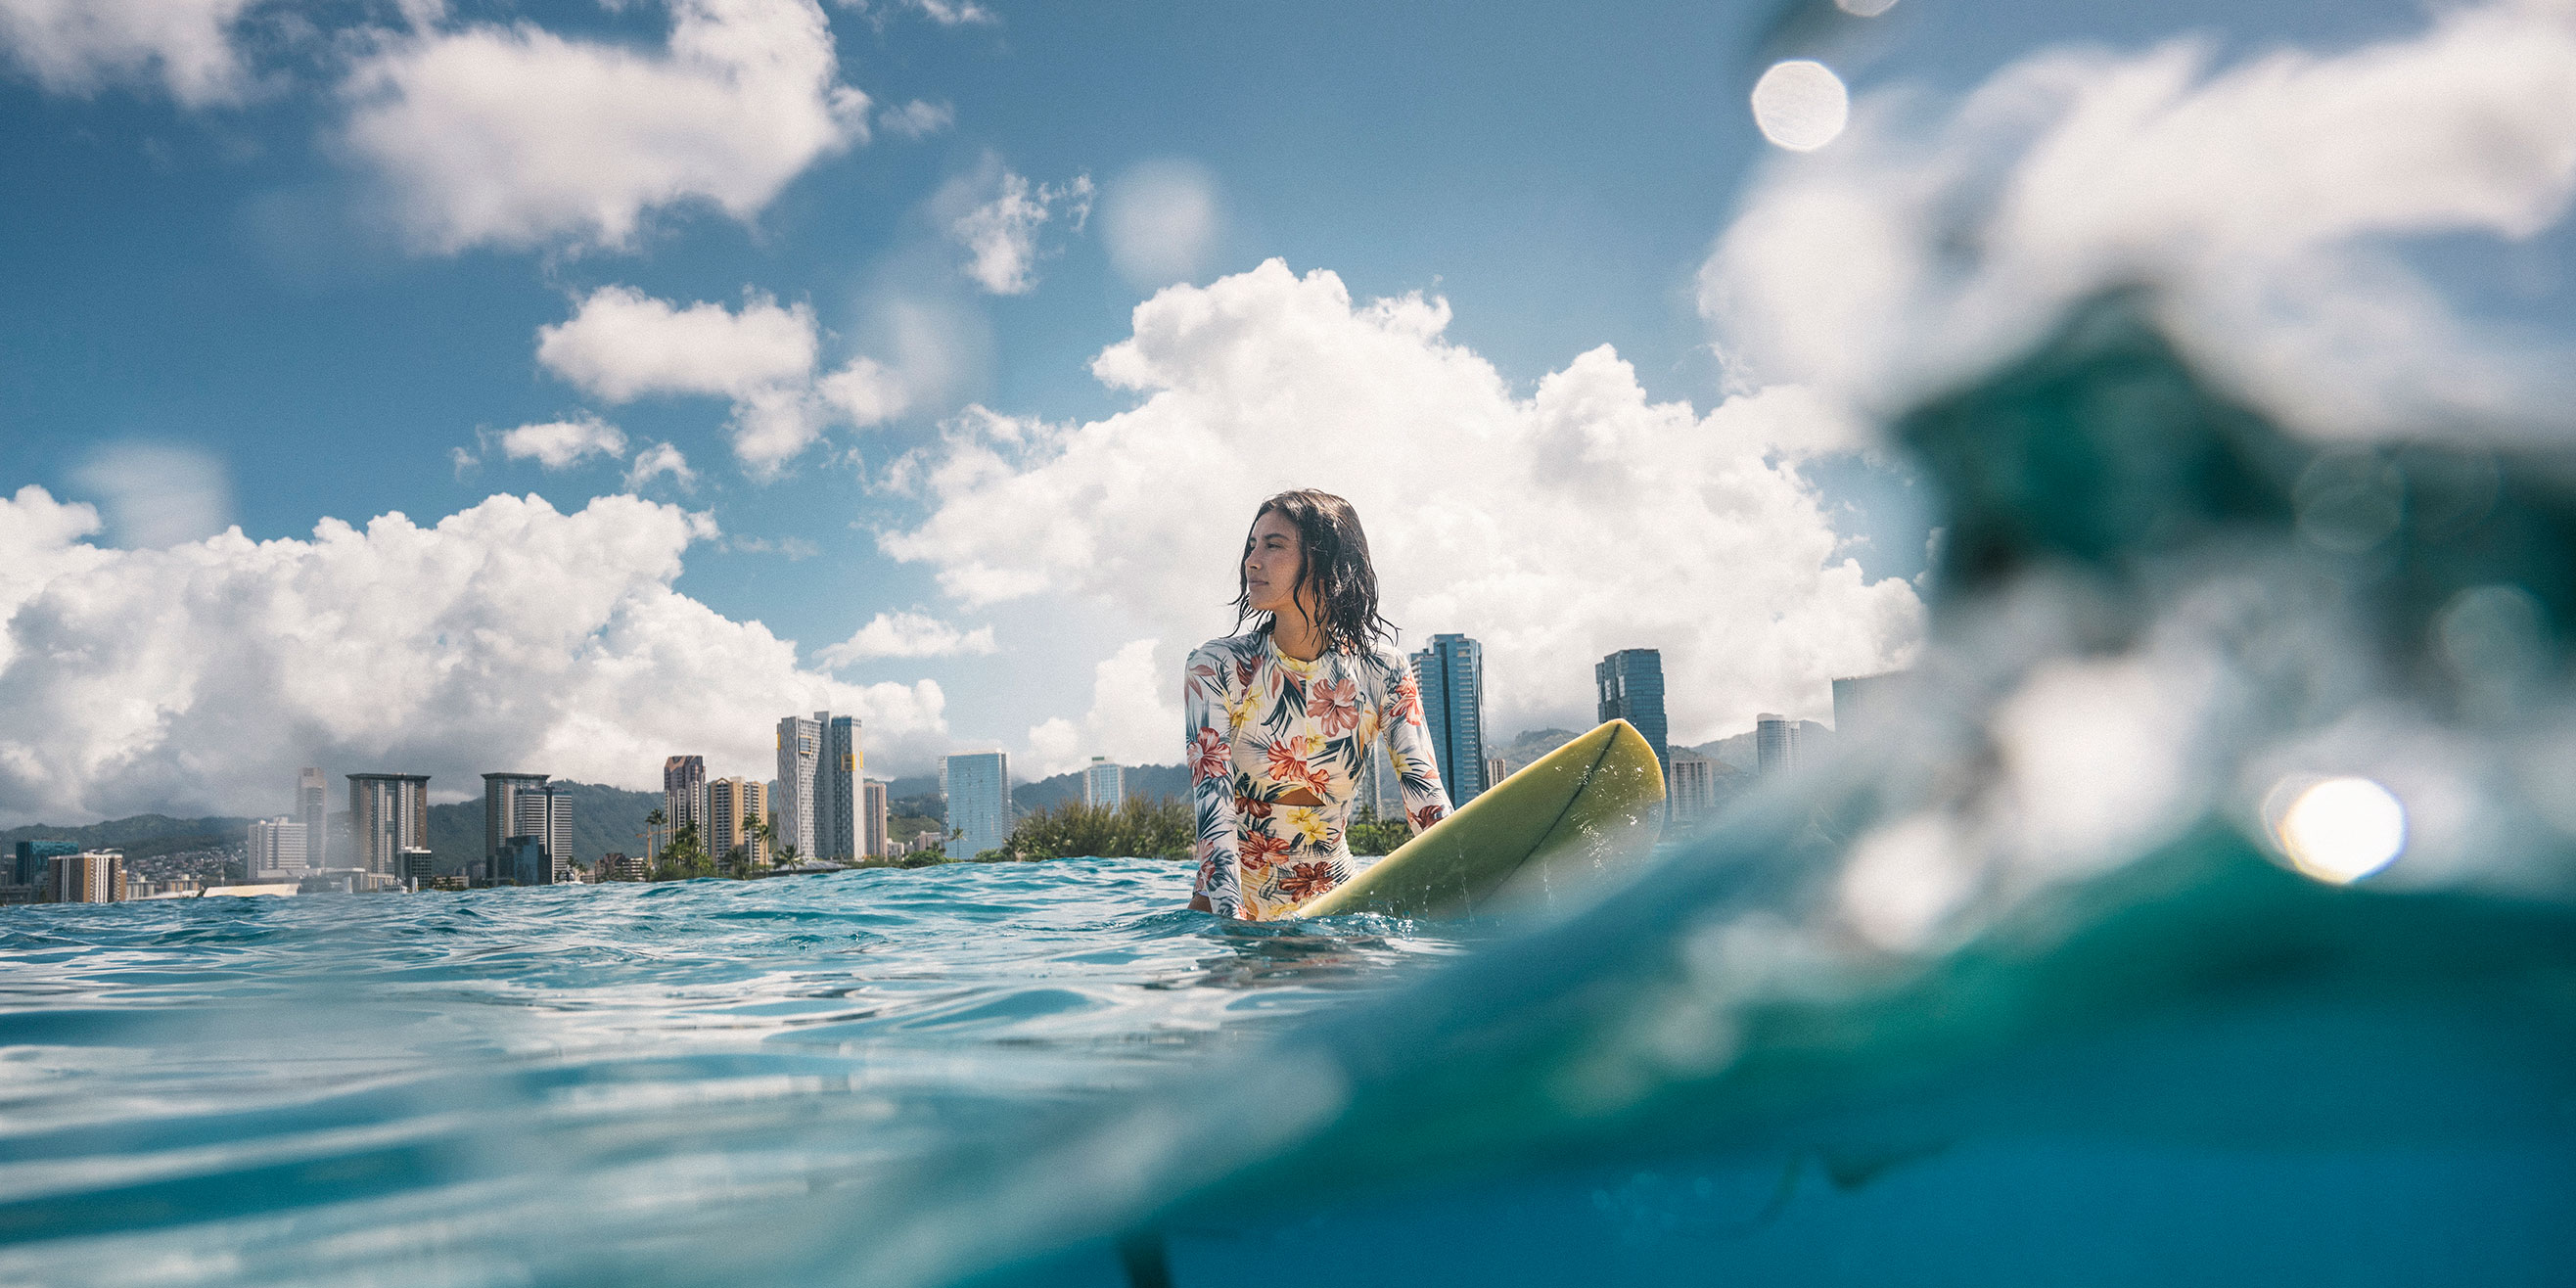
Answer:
[0,861,1472,1285]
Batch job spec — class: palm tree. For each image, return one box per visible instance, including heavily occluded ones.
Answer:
[643,806,667,861]
[744,811,775,870]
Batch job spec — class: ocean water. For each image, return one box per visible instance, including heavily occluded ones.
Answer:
[9,299,2576,1286]
[0,861,1473,1286]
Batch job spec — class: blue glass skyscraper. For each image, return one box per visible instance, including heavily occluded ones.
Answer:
[14,839,76,887]
[1409,633,1488,805]
[1596,648,1670,774]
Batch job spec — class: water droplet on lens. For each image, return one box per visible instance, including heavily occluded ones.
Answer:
[1751,61,1849,152]
[2292,451,2404,554]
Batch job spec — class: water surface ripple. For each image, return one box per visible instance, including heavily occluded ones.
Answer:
[0,859,1460,1284]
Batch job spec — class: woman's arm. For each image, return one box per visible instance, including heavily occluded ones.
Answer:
[1382,658,1454,835]
[1185,647,1246,918]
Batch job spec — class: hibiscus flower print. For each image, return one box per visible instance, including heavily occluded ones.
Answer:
[1190,727,1229,782]
[1285,806,1329,846]
[1309,677,1360,736]
[1388,672,1425,726]
[1278,861,1340,901]
[1238,829,1291,872]
[1263,739,1330,797]
[1222,687,1260,730]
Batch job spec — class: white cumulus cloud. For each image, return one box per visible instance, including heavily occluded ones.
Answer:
[0,0,263,106]
[497,415,628,470]
[947,166,1094,296]
[340,0,871,253]
[623,441,697,491]
[817,610,998,667]
[881,260,1922,750]
[535,283,920,478]
[0,488,948,824]
[1023,638,1170,778]
[537,286,820,402]
[1698,0,2576,437]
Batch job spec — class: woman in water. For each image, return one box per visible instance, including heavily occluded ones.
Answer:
[1184,489,1455,919]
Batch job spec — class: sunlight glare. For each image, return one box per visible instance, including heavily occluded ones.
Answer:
[2273,775,2406,885]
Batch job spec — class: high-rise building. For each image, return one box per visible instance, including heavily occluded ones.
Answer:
[1486,756,1508,790]
[1668,749,1723,821]
[398,849,436,891]
[710,776,770,866]
[775,713,824,860]
[49,851,123,903]
[862,778,890,858]
[14,839,77,887]
[511,786,571,876]
[299,767,329,869]
[1082,759,1126,809]
[496,836,552,886]
[1832,673,1903,742]
[1410,633,1487,805]
[348,773,430,875]
[1596,649,1671,774]
[822,714,861,861]
[943,751,1011,858]
[663,756,708,842]
[1756,714,1799,776]
[248,817,309,875]
[483,772,549,868]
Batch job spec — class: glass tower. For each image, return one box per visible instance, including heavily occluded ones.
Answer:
[823,715,861,861]
[1409,633,1487,805]
[1595,648,1671,774]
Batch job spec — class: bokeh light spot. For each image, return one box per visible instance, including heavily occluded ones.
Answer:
[2272,775,2406,885]
[1835,0,1901,14]
[1751,60,1849,152]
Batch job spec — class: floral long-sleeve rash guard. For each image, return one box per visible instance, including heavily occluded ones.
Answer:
[1185,629,1453,920]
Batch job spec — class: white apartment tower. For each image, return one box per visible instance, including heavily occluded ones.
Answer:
[1082,759,1126,809]
[248,817,309,875]
[775,713,824,859]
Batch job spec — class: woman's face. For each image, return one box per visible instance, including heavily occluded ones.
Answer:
[1244,510,1304,618]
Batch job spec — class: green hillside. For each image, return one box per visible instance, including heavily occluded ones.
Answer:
[423,781,661,875]
[2,813,256,854]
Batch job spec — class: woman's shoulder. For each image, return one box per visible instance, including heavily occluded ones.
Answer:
[1349,642,1415,685]
[1187,632,1265,671]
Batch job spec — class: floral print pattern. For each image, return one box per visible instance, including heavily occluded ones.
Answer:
[1187,629,1454,920]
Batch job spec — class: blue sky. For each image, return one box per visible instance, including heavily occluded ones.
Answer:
[2,0,2569,818]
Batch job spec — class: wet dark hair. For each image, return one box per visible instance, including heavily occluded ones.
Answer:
[1231,488,1398,654]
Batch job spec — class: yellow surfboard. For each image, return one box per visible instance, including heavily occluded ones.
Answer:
[1298,719,1667,920]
